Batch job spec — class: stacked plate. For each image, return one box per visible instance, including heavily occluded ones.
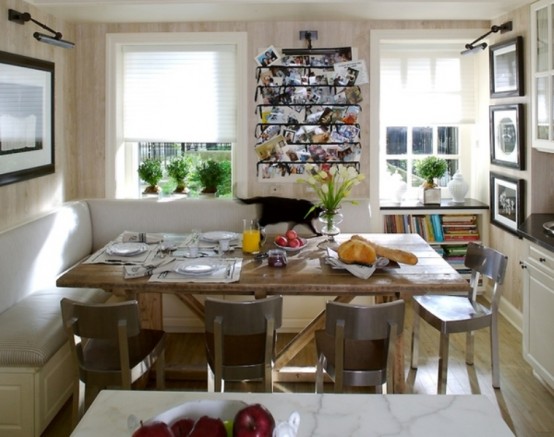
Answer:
[200,231,239,243]
[106,242,149,257]
[174,260,221,276]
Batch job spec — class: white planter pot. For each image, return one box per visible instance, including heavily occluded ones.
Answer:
[420,187,441,204]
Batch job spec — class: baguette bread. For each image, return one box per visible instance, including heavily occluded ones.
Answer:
[337,237,377,266]
[351,235,418,265]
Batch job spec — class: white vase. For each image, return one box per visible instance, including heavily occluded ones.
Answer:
[390,171,407,204]
[448,171,468,203]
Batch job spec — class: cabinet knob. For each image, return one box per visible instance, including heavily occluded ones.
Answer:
[519,261,527,269]
[539,257,546,263]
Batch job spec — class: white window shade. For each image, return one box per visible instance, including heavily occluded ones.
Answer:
[123,45,236,143]
[380,44,476,125]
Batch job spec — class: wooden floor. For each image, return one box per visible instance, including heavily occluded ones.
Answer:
[43,301,554,437]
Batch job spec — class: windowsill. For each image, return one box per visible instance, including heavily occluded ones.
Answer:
[380,198,489,210]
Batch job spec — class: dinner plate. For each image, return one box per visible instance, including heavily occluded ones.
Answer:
[129,400,247,432]
[174,260,220,275]
[105,242,149,256]
[201,231,239,242]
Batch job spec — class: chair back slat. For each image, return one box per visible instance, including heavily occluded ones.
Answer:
[465,242,508,285]
[325,300,405,340]
[60,299,141,339]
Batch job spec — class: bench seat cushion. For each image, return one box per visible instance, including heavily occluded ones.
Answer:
[0,288,109,367]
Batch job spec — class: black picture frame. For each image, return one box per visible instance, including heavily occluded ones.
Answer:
[489,104,524,169]
[489,36,524,98]
[490,172,524,235]
[0,51,55,186]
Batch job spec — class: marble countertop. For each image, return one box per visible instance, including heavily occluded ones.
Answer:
[519,213,554,253]
[71,390,514,436]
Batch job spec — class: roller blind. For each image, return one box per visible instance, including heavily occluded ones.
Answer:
[123,44,236,143]
[380,42,476,124]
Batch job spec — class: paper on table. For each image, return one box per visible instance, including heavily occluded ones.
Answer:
[325,248,377,280]
[121,231,164,244]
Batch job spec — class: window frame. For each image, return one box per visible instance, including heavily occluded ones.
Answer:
[105,32,247,199]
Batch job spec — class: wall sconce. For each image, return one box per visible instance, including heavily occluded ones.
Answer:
[461,21,512,55]
[8,9,75,49]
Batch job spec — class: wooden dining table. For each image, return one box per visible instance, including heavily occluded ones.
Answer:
[57,233,470,393]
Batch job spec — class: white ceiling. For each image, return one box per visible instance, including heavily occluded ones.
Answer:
[26,0,536,23]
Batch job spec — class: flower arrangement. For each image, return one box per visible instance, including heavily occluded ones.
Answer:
[297,164,365,213]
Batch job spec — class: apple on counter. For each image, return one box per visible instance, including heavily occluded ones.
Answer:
[132,420,175,437]
[233,404,275,437]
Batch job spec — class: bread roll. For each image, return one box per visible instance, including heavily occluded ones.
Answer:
[337,238,377,266]
[351,235,418,265]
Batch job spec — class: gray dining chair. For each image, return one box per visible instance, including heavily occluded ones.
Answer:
[204,295,283,392]
[60,298,166,427]
[410,242,508,394]
[315,299,405,393]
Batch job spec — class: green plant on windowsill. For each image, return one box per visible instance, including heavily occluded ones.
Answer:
[166,155,193,193]
[192,159,226,195]
[415,156,447,189]
[138,158,163,194]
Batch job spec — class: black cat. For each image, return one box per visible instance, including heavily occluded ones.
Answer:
[237,196,322,235]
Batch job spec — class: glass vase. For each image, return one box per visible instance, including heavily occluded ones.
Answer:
[318,208,344,249]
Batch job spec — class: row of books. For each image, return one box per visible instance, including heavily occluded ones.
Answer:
[383,214,480,243]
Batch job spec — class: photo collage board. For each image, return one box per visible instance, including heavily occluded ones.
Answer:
[254,46,367,182]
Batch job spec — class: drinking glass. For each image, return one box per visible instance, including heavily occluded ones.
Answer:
[242,218,261,254]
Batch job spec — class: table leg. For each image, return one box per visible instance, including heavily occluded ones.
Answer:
[137,292,163,329]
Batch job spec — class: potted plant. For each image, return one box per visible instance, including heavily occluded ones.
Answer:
[415,156,447,204]
[193,159,225,195]
[138,158,163,194]
[166,155,193,193]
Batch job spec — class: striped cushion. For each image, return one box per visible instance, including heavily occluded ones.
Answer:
[0,288,109,367]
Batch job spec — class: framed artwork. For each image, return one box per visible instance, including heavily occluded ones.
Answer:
[0,51,54,186]
[489,104,524,169]
[489,36,524,98]
[490,172,524,235]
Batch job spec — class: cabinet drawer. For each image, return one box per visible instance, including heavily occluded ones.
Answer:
[529,244,554,271]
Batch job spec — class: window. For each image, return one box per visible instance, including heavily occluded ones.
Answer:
[379,40,476,198]
[106,32,247,198]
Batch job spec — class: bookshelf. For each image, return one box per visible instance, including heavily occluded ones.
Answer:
[381,198,489,286]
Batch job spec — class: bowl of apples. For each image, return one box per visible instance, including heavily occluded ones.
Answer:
[273,230,307,253]
[130,401,281,437]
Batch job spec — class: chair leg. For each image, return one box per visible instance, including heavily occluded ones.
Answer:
[437,333,450,394]
[155,351,165,389]
[491,317,500,388]
[207,363,215,392]
[465,330,475,366]
[410,311,420,369]
[315,354,326,394]
[264,364,273,393]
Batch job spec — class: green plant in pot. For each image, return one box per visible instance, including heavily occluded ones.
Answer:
[415,156,447,189]
[193,159,225,195]
[415,156,447,204]
[138,158,163,194]
[166,155,193,193]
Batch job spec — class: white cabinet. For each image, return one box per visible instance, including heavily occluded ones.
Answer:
[531,0,554,153]
[523,242,554,389]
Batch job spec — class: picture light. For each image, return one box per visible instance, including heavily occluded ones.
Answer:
[8,9,75,49]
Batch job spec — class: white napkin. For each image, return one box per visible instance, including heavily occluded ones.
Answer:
[325,248,377,280]
[121,231,164,244]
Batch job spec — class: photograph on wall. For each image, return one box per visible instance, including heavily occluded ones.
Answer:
[490,172,524,235]
[489,104,524,169]
[255,45,281,67]
[334,60,369,85]
[489,36,524,98]
[255,134,286,161]
[0,51,55,186]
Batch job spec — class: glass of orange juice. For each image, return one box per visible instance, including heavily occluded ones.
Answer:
[242,219,261,254]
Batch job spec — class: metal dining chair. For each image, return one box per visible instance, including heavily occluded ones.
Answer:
[315,299,405,393]
[204,295,283,392]
[410,242,508,394]
[60,298,166,427]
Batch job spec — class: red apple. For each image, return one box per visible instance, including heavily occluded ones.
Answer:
[188,416,227,437]
[170,418,194,437]
[274,235,288,247]
[233,404,275,437]
[132,420,175,437]
[285,230,298,241]
[288,238,301,249]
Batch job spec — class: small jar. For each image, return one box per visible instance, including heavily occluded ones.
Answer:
[268,249,287,268]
